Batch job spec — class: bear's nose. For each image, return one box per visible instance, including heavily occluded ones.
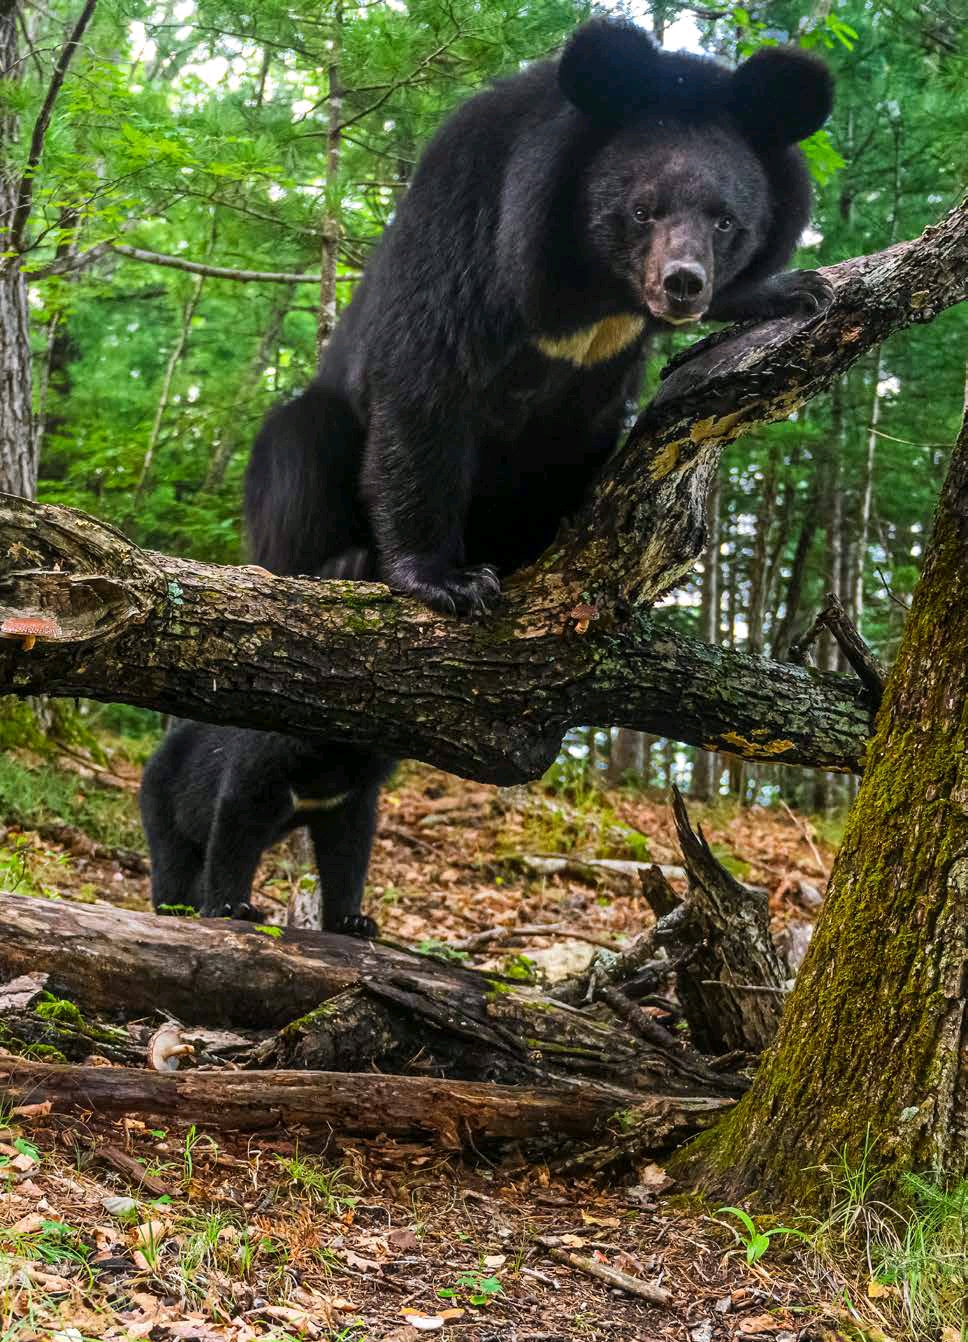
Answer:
[662,263,707,303]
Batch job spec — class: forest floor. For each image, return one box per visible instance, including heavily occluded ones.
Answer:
[1,736,912,1342]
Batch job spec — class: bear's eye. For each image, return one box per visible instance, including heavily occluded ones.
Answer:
[715,215,734,232]
[632,206,653,226]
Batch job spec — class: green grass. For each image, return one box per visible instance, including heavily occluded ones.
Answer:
[0,752,143,851]
[275,1152,359,1215]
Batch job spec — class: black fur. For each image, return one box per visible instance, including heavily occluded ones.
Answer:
[140,722,392,931]
[245,19,833,614]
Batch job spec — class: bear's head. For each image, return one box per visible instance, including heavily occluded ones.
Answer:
[558,20,833,326]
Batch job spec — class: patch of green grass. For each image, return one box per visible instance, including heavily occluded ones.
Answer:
[0,1219,90,1268]
[0,752,143,850]
[275,1152,359,1215]
[0,833,70,899]
[871,1175,968,1340]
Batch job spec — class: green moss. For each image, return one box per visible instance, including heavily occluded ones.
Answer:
[156,903,199,917]
[34,994,126,1044]
[254,924,283,938]
[35,996,87,1028]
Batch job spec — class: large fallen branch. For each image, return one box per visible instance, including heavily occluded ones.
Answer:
[1,200,964,782]
[0,892,748,1100]
[0,1058,724,1142]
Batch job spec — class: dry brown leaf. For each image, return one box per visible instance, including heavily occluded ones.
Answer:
[342,1247,382,1272]
[388,1227,421,1253]
[636,1162,674,1192]
[11,1102,52,1118]
[579,1211,620,1227]
[737,1316,783,1335]
[867,1279,897,1298]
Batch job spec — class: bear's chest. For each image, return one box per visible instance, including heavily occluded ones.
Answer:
[531,313,646,368]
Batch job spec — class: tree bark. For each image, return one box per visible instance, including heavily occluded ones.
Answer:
[691,474,721,800]
[0,494,874,783]
[0,2,35,499]
[685,384,968,1201]
[0,1058,682,1144]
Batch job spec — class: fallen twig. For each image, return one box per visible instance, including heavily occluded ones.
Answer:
[779,800,827,877]
[537,1236,671,1306]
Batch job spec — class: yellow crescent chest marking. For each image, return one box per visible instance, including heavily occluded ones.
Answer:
[290,789,352,813]
[534,313,646,367]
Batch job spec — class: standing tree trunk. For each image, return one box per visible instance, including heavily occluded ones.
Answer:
[0,2,35,499]
[131,269,205,506]
[203,284,294,490]
[688,384,968,1201]
[316,1,343,358]
[692,474,721,800]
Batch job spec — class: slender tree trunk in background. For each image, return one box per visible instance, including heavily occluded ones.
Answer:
[771,462,822,662]
[747,440,780,656]
[854,354,882,632]
[692,475,721,801]
[203,284,293,490]
[724,518,746,799]
[813,389,846,815]
[316,0,343,359]
[689,386,968,1203]
[131,269,205,506]
[0,2,35,499]
[640,734,655,789]
[852,125,900,634]
[608,727,643,784]
[763,443,799,637]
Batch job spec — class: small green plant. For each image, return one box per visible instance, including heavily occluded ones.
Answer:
[715,1206,808,1264]
[414,937,469,964]
[438,1269,504,1307]
[499,952,538,983]
[276,1152,359,1215]
[0,1219,89,1267]
[182,1125,217,1182]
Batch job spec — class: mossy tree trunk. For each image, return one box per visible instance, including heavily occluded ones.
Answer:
[687,387,968,1201]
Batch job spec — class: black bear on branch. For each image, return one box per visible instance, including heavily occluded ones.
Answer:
[142,20,833,927]
[246,18,833,611]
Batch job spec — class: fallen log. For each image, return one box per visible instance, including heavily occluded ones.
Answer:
[0,892,745,1096]
[0,1057,729,1145]
[12,201,966,785]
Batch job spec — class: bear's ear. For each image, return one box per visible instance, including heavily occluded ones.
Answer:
[730,47,833,147]
[558,19,662,124]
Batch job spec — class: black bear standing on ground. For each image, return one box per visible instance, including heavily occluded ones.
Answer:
[143,20,833,927]
[140,549,392,931]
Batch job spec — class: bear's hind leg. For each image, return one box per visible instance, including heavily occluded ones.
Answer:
[306,767,389,937]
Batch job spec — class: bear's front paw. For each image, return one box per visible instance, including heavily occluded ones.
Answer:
[770,268,834,317]
[389,557,501,616]
[329,912,379,939]
[201,899,259,920]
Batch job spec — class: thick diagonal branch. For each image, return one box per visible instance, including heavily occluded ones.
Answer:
[1,200,964,783]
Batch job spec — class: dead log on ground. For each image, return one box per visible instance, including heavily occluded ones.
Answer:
[0,1057,729,1146]
[0,892,746,1097]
